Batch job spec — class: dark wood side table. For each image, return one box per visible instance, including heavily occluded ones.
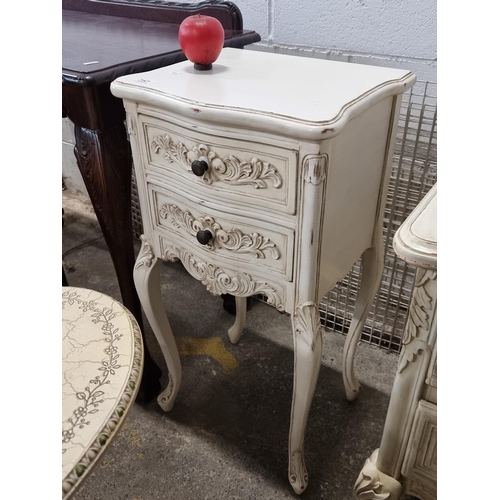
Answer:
[62,0,260,402]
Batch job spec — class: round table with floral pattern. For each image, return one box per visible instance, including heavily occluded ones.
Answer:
[62,287,144,499]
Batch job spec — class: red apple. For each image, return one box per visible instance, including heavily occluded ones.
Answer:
[178,14,225,70]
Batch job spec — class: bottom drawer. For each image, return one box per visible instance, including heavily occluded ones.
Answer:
[157,234,293,313]
[402,400,437,498]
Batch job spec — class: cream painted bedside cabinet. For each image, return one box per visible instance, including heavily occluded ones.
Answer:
[354,183,437,500]
[110,48,416,494]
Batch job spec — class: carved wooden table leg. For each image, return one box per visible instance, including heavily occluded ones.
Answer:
[73,123,162,402]
[133,236,182,411]
[288,302,323,495]
[377,268,436,470]
[354,268,437,499]
[342,238,385,401]
[227,296,247,344]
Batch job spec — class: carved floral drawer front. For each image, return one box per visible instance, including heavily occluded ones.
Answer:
[149,185,295,281]
[139,114,298,215]
[157,235,290,313]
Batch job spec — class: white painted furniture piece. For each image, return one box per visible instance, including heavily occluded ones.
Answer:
[110,48,416,494]
[354,183,437,500]
[62,287,144,499]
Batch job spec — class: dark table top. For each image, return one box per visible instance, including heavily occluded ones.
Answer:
[62,8,261,86]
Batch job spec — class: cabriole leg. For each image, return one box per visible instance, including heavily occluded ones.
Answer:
[288,302,323,495]
[133,236,182,412]
[227,296,247,344]
[342,241,384,401]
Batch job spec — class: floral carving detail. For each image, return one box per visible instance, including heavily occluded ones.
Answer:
[158,374,175,411]
[404,269,436,344]
[151,134,283,189]
[354,449,402,499]
[135,235,154,269]
[355,473,391,499]
[62,292,123,447]
[208,153,283,189]
[398,269,437,374]
[151,134,190,168]
[289,450,309,494]
[293,302,322,351]
[159,203,281,259]
[303,155,327,185]
[163,244,284,311]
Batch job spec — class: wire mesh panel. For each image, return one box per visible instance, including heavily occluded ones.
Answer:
[130,81,437,353]
[319,81,437,352]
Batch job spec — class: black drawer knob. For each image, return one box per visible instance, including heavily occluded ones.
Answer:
[191,160,209,177]
[196,229,213,245]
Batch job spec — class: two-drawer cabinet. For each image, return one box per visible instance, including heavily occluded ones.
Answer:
[111,48,416,494]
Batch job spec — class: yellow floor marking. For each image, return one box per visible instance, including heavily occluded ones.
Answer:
[130,430,143,447]
[175,337,239,374]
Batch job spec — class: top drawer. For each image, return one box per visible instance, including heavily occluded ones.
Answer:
[137,114,299,215]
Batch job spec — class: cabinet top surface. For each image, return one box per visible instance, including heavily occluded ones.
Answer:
[111,48,415,139]
[393,184,437,269]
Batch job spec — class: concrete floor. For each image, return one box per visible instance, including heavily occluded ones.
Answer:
[62,190,414,500]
